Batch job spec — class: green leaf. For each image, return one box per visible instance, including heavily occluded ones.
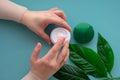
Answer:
[100,77,120,80]
[54,64,90,80]
[97,33,114,73]
[69,44,107,78]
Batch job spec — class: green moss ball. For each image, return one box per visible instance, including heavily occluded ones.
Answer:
[73,23,94,44]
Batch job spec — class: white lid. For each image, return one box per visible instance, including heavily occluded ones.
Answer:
[50,27,71,44]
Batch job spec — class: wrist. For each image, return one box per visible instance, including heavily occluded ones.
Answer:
[20,10,30,26]
[22,71,42,80]
[30,70,49,80]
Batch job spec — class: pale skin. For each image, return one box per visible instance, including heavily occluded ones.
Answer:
[30,38,69,80]
[0,1,71,79]
[21,8,72,44]
[21,8,71,79]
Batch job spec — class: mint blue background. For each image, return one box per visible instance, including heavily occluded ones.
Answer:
[0,0,120,80]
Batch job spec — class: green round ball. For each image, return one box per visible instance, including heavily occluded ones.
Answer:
[73,23,94,44]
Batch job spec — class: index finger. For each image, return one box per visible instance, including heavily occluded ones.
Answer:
[45,37,65,59]
[50,15,72,32]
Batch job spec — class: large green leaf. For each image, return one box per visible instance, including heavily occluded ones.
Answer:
[97,33,114,73]
[69,44,107,78]
[54,64,90,80]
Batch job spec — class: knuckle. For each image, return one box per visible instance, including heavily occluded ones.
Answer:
[37,31,42,35]
[46,13,53,17]
[56,40,63,46]
[60,20,65,24]
[49,64,55,69]
[30,57,34,63]
[56,17,64,22]
[63,59,67,64]
[39,59,61,70]
[52,48,58,53]
[60,10,64,14]
[39,59,48,65]
[48,62,59,70]
[61,52,66,57]
[33,48,38,54]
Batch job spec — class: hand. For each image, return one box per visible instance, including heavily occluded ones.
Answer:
[30,38,69,80]
[21,8,72,44]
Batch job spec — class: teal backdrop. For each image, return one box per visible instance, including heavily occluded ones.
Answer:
[0,0,120,80]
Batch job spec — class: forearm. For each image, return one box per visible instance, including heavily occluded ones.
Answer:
[0,0,27,22]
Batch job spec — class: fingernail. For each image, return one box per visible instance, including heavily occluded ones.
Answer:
[60,37,66,42]
[37,42,41,48]
[64,39,70,45]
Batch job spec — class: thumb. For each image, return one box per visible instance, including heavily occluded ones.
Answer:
[31,42,42,62]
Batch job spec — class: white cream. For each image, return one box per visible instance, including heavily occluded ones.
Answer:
[50,27,71,44]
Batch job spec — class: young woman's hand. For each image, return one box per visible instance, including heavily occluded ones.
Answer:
[30,37,69,80]
[21,8,72,44]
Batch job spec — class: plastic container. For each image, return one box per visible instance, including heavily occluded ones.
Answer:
[50,27,71,44]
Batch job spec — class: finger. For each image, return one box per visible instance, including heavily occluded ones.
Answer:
[45,37,65,59]
[60,49,69,67]
[57,40,69,64]
[50,7,59,11]
[50,15,72,32]
[31,42,42,62]
[39,31,51,44]
[54,10,66,21]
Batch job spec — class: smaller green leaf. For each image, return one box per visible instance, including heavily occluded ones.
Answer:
[69,44,107,78]
[97,33,114,73]
[54,64,90,80]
